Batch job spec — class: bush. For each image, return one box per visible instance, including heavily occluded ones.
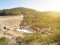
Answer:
[0,37,8,45]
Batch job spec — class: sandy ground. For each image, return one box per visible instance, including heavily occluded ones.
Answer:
[0,15,24,38]
[0,15,24,30]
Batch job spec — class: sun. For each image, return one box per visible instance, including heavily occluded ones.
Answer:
[34,0,60,12]
[45,0,60,11]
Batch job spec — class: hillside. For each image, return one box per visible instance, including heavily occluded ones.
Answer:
[0,7,60,45]
[0,7,59,36]
[0,7,39,15]
[0,7,59,30]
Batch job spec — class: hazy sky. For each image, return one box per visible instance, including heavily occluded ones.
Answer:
[0,0,60,11]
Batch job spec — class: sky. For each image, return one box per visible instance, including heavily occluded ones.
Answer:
[0,0,60,11]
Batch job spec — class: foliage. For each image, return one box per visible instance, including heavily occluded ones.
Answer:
[0,7,60,45]
[0,37,8,45]
[0,7,59,30]
[19,32,55,44]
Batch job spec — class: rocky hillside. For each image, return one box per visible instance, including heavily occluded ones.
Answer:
[0,7,60,45]
[0,7,59,30]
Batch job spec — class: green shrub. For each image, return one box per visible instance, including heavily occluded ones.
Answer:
[0,37,8,45]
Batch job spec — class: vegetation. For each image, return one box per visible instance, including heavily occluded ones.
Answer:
[16,31,57,45]
[0,37,8,45]
[0,7,58,29]
[0,7,60,45]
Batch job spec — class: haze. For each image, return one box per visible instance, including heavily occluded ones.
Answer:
[0,0,60,11]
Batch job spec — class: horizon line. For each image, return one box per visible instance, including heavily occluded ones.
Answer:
[0,7,60,12]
